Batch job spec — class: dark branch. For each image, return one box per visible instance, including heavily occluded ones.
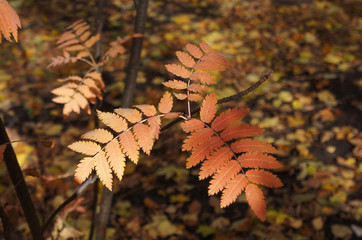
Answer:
[0,119,42,240]
[161,71,273,132]
[96,1,149,240]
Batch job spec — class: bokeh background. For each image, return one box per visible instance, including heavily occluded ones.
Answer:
[0,0,361,239]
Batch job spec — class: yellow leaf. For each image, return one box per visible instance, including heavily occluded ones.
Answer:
[172,14,192,25]
[324,53,342,64]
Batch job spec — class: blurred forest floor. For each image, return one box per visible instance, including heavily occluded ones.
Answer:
[0,0,361,239]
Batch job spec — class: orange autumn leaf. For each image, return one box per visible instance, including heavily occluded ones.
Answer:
[158,91,173,114]
[94,151,112,190]
[162,80,187,90]
[74,157,95,183]
[220,174,248,208]
[68,141,101,156]
[186,43,203,59]
[119,131,139,164]
[165,64,191,78]
[176,51,196,68]
[133,123,154,155]
[245,184,266,221]
[200,93,217,123]
[105,140,125,181]
[114,108,142,123]
[134,104,157,117]
[245,169,283,188]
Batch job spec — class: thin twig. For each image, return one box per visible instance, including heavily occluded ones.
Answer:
[89,0,105,238]
[41,175,97,234]
[88,178,99,240]
[161,71,273,132]
[217,71,272,104]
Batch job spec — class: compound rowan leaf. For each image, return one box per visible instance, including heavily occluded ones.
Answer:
[231,139,277,154]
[119,131,139,164]
[180,119,204,133]
[81,128,113,143]
[162,80,187,90]
[208,160,241,195]
[95,151,112,190]
[238,153,283,169]
[220,173,248,208]
[105,140,125,181]
[133,123,154,155]
[245,184,266,221]
[200,93,217,123]
[245,169,283,188]
[97,110,128,132]
[165,64,191,78]
[74,157,94,183]
[114,108,142,123]
[186,43,203,59]
[158,91,173,113]
[68,141,101,156]
[134,104,157,117]
[176,51,196,68]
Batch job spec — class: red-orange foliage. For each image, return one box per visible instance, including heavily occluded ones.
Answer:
[181,101,283,220]
[68,42,282,221]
